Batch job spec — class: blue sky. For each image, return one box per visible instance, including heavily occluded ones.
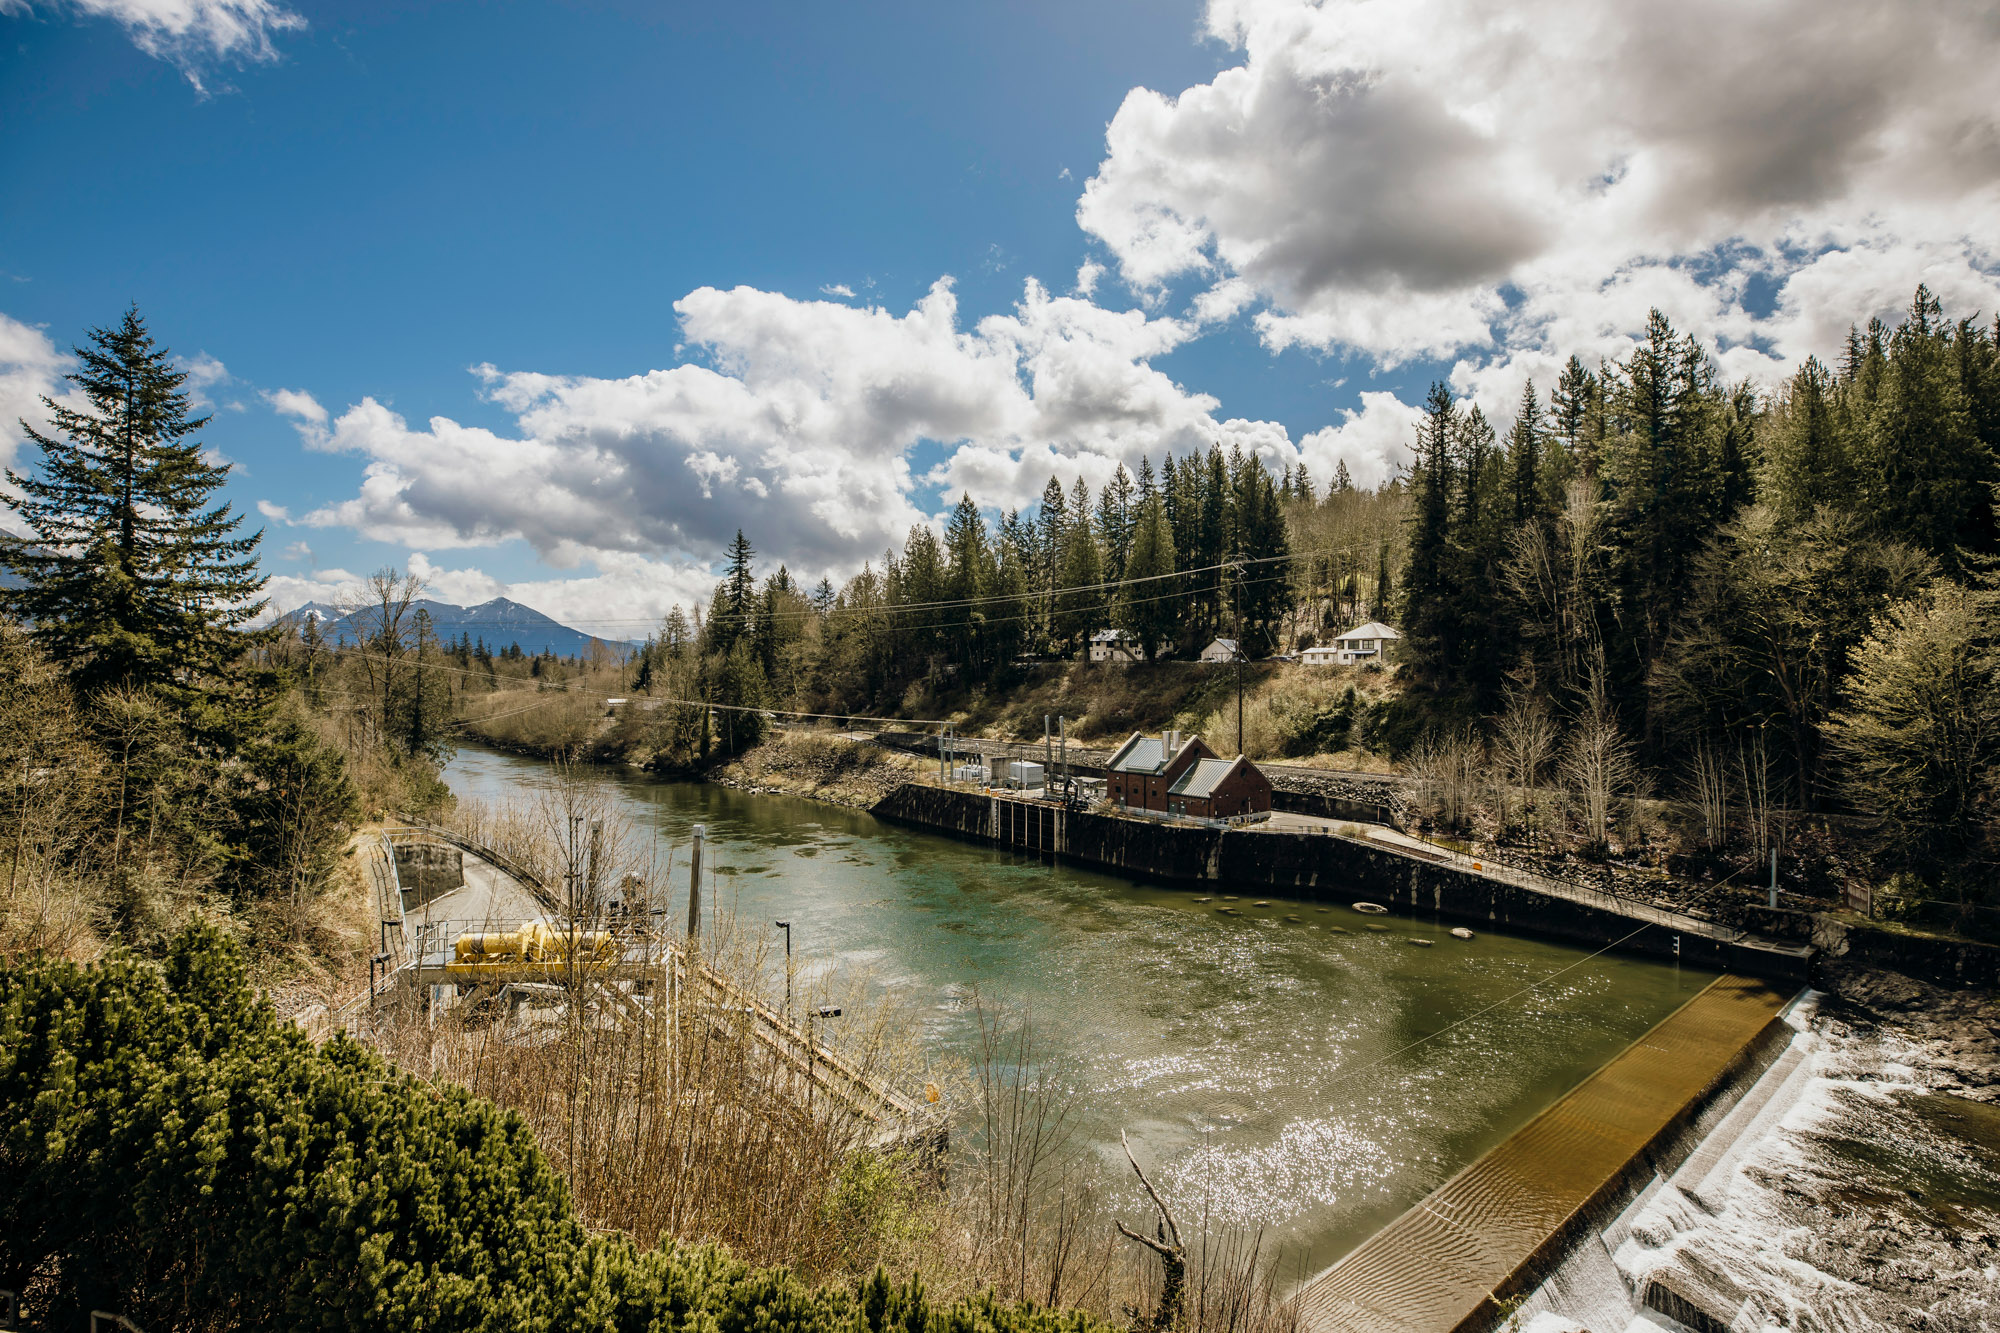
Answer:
[3,0,1997,632]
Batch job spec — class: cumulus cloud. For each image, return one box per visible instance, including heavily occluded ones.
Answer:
[10,0,306,89]
[265,386,326,427]
[1078,0,2000,371]
[0,313,65,471]
[1297,390,1422,491]
[293,278,1304,591]
[0,313,72,529]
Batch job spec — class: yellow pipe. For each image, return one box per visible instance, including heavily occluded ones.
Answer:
[450,923,618,965]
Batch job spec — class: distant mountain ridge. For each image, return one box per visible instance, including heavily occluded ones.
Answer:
[278,596,635,658]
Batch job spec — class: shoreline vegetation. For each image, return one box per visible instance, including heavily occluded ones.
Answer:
[5,294,2000,1328]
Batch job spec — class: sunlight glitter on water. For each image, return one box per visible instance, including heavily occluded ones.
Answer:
[446,746,1718,1274]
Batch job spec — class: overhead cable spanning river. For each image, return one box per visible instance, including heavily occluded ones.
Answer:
[446,745,1717,1274]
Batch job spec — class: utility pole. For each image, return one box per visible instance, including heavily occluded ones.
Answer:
[1059,715,1070,806]
[686,824,705,944]
[1232,562,1246,756]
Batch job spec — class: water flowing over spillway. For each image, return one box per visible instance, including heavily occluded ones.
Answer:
[447,746,1718,1274]
[1518,997,2000,1333]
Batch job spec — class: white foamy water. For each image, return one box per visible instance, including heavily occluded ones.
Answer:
[1518,997,2000,1333]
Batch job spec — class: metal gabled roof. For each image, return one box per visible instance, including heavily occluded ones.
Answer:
[1105,731,1166,774]
[1168,756,1241,799]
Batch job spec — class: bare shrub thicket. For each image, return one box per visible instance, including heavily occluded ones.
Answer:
[1405,729,1485,832]
[1736,731,1783,857]
[1689,740,1730,851]
[1492,688,1557,842]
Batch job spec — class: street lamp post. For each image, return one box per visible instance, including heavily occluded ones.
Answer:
[774,918,793,1019]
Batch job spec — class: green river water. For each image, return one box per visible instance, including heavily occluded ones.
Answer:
[445,745,1718,1275]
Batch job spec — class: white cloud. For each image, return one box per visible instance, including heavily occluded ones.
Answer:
[255,499,290,521]
[1078,0,2000,374]
[265,385,326,426]
[297,278,1302,592]
[0,313,72,529]
[282,539,311,562]
[819,283,856,299]
[1297,391,1421,491]
[176,351,228,406]
[0,313,65,475]
[11,0,306,89]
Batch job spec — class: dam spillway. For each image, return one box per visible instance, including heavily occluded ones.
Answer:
[1291,973,1794,1332]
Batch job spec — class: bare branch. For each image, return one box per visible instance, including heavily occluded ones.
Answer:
[1121,1129,1183,1250]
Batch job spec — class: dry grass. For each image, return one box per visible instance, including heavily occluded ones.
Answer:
[458,686,612,757]
[714,730,927,808]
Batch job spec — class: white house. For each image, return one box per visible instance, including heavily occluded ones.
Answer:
[1198,637,1245,664]
[1305,621,1400,666]
[1088,628,1145,663]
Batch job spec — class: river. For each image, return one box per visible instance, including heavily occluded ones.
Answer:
[445,744,1718,1275]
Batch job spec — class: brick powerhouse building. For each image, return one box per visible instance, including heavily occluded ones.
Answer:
[1103,730,1274,820]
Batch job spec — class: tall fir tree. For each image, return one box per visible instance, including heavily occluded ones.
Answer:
[1400,381,1458,683]
[1,308,267,694]
[1506,381,1545,525]
[1116,492,1179,658]
[1096,464,1137,582]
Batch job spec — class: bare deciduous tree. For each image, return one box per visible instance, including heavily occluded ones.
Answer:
[1560,668,1638,850]
[1494,687,1557,842]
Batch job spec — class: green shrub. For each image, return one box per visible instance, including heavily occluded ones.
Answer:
[0,926,1108,1333]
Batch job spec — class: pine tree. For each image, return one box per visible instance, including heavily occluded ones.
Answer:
[1035,476,1069,649]
[1506,380,1544,524]
[1551,355,1598,479]
[944,493,993,669]
[1097,464,1137,582]
[1,308,267,693]
[1055,512,1104,651]
[401,607,453,765]
[1400,381,1457,681]
[1858,286,1995,570]
[1116,492,1178,658]
[713,530,758,656]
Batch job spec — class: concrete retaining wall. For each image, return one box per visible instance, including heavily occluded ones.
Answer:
[392,841,465,906]
[871,785,1809,981]
[1812,916,2000,988]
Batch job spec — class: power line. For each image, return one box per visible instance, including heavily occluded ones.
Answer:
[291,538,1390,636]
